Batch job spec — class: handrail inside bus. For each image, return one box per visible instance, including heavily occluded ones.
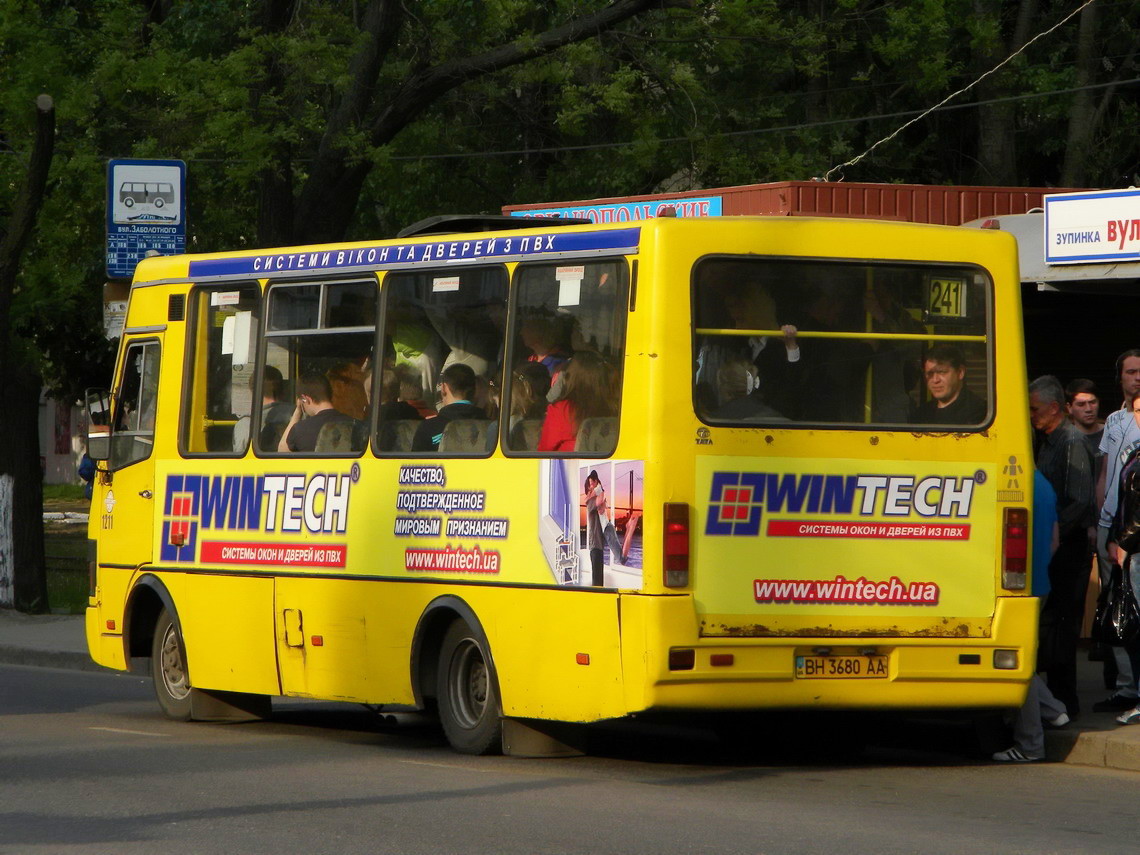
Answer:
[695,328,987,343]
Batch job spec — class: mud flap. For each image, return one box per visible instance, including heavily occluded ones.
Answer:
[189,688,271,722]
[501,718,585,758]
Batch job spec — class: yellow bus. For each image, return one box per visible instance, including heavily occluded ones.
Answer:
[86,213,1036,755]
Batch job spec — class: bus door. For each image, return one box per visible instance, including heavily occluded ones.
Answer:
[261,277,380,701]
[98,336,162,571]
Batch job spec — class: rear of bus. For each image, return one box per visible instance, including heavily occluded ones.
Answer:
[633,216,1035,713]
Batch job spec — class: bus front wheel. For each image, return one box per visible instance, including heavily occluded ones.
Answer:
[151,609,193,721]
[437,621,502,755]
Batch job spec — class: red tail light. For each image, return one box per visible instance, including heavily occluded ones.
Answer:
[663,502,689,588]
[1002,507,1028,590]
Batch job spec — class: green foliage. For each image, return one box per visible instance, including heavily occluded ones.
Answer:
[2,0,1140,406]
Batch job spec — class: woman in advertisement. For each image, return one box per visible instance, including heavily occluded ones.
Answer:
[585,470,626,583]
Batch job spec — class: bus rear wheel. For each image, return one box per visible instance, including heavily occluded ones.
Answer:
[437,621,502,755]
[151,609,193,721]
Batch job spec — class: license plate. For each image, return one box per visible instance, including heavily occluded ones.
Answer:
[795,655,888,679]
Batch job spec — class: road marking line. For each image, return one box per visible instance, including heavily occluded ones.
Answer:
[89,726,164,737]
[399,760,477,771]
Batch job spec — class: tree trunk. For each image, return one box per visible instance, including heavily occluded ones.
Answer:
[0,363,47,612]
[0,94,54,612]
[1060,5,1098,187]
[970,0,1036,185]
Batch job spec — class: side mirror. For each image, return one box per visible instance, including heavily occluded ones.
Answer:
[86,388,111,461]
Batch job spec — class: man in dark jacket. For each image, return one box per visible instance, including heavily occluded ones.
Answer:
[913,344,986,425]
[1031,374,1097,717]
[412,363,485,452]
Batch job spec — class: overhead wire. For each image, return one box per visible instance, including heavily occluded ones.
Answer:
[821,0,1100,181]
[378,76,1137,162]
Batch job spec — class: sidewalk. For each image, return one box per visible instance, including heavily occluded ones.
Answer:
[0,608,103,673]
[3,605,1140,769]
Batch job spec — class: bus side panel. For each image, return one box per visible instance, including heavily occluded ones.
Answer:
[160,572,280,696]
[467,586,626,722]
[275,576,393,702]
[274,577,628,722]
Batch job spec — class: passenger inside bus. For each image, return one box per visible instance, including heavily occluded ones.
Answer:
[505,363,551,450]
[521,315,570,378]
[390,314,443,405]
[537,351,619,452]
[913,344,987,424]
[411,363,487,452]
[427,301,502,380]
[712,355,789,421]
[278,372,354,453]
[694,264,801,418]
[511,363,551,428]
[785,279,873,423]
[372,343,425,451]
[232,365,293,453]
[326,359,369,421]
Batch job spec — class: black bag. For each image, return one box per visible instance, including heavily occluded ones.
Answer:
[1113,449,1140,553]
[1092,560,1140,647]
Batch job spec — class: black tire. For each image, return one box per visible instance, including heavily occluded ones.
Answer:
[151,609,193,721]
[123,197,134,207]
[436,621,502,755]
[153,196,164,208]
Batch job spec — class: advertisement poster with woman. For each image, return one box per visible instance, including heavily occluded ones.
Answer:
[538,459,643,588]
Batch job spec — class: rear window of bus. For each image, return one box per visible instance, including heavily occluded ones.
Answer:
[692,257,992,430]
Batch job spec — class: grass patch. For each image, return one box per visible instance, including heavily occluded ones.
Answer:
[43,483,85,503]
[45,528,88,614]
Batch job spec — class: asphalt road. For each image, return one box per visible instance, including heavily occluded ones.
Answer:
[0,663,1133,855]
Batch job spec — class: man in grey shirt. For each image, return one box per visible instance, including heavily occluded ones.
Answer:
[1098,350,1140,719]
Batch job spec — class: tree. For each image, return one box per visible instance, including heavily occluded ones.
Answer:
[0,94,54,612]
[2,0,1140,615]
[116,0,692,248]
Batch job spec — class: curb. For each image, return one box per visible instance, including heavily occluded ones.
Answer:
[0,645,110,674]
[1042,717,1140,771]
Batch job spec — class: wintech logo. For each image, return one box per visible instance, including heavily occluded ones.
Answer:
[704,471,975,537]
[160,472,353,562]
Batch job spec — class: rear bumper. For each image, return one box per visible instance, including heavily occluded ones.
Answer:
[620,594,1037,712]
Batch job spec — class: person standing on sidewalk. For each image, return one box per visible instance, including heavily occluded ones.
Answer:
[1093,351,1140,714]
[1103,390,1140,725]
[993,469,1070,762]
[1030,375,1097,719]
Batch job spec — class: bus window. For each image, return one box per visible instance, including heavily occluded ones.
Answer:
[506,260,628,455]
[693,258,991,429]
[110,340,160,469]
[181,285,261,455]
[264,279,376,455]
[377,266,507,455]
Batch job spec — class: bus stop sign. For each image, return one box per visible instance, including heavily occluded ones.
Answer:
[106,158,186,279]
